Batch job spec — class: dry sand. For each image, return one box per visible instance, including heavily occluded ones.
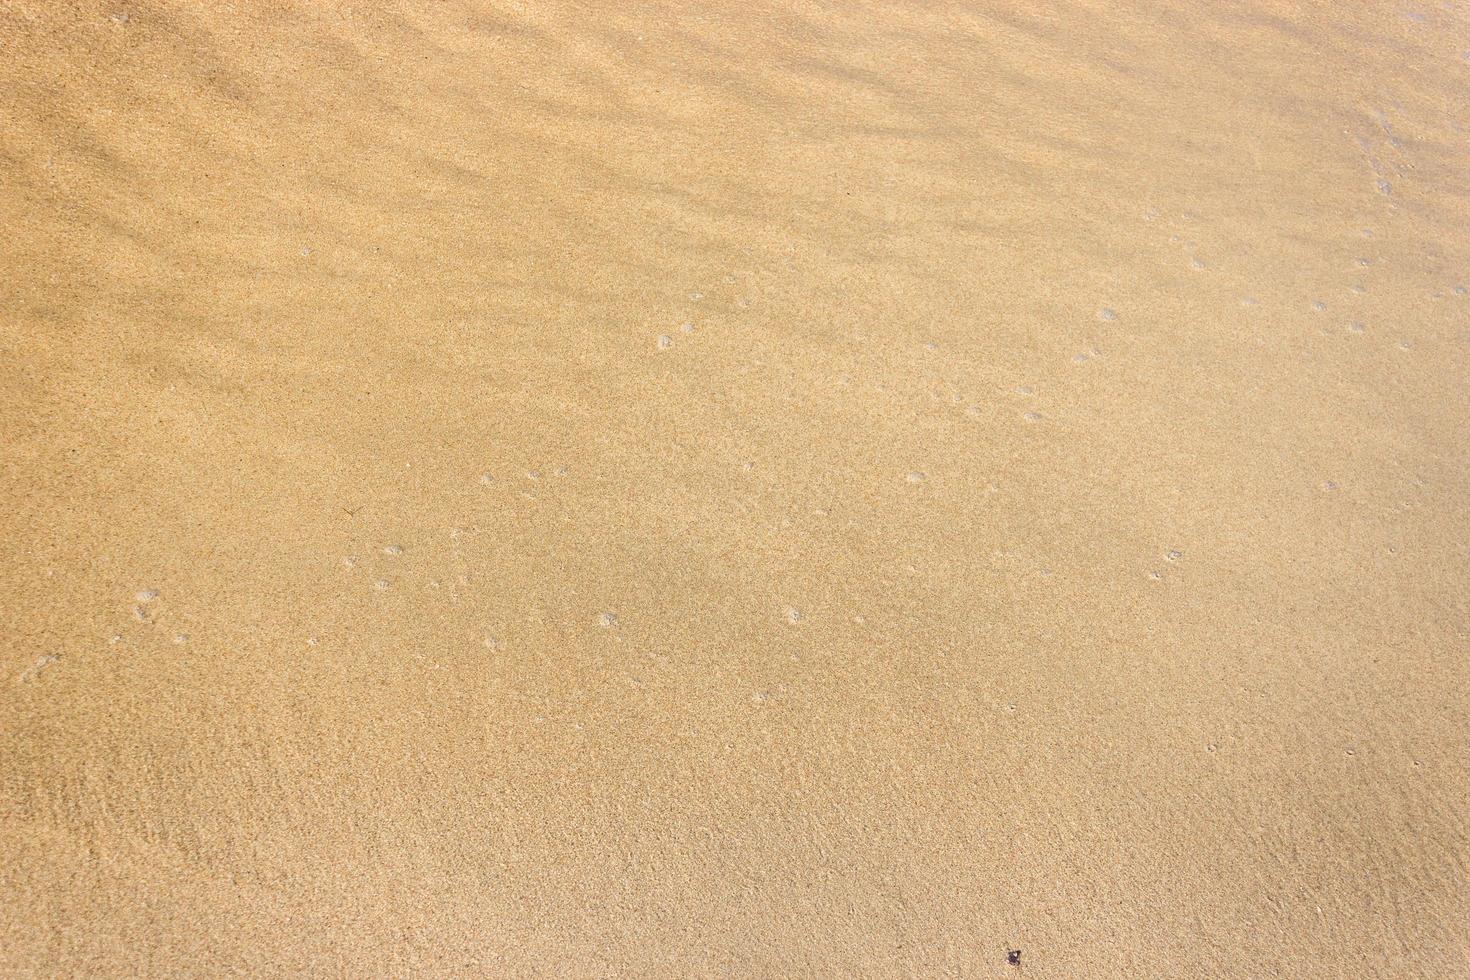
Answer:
[3,1,1470,976]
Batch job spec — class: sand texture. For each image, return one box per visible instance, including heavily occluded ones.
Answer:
[3,1,1470,976]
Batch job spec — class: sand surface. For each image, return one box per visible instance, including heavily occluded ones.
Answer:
[4,1,1470,976]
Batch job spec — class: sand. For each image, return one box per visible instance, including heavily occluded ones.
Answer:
[3,1,1469,976]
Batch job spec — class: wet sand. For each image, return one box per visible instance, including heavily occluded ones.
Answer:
[3,2,1469,976]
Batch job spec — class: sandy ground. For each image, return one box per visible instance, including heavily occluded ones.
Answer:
[3,1,1469,976]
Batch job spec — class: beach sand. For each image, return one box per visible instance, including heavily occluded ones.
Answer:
[3,1,1469,976]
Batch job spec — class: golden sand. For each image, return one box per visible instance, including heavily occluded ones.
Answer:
[3,2,1469,975]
